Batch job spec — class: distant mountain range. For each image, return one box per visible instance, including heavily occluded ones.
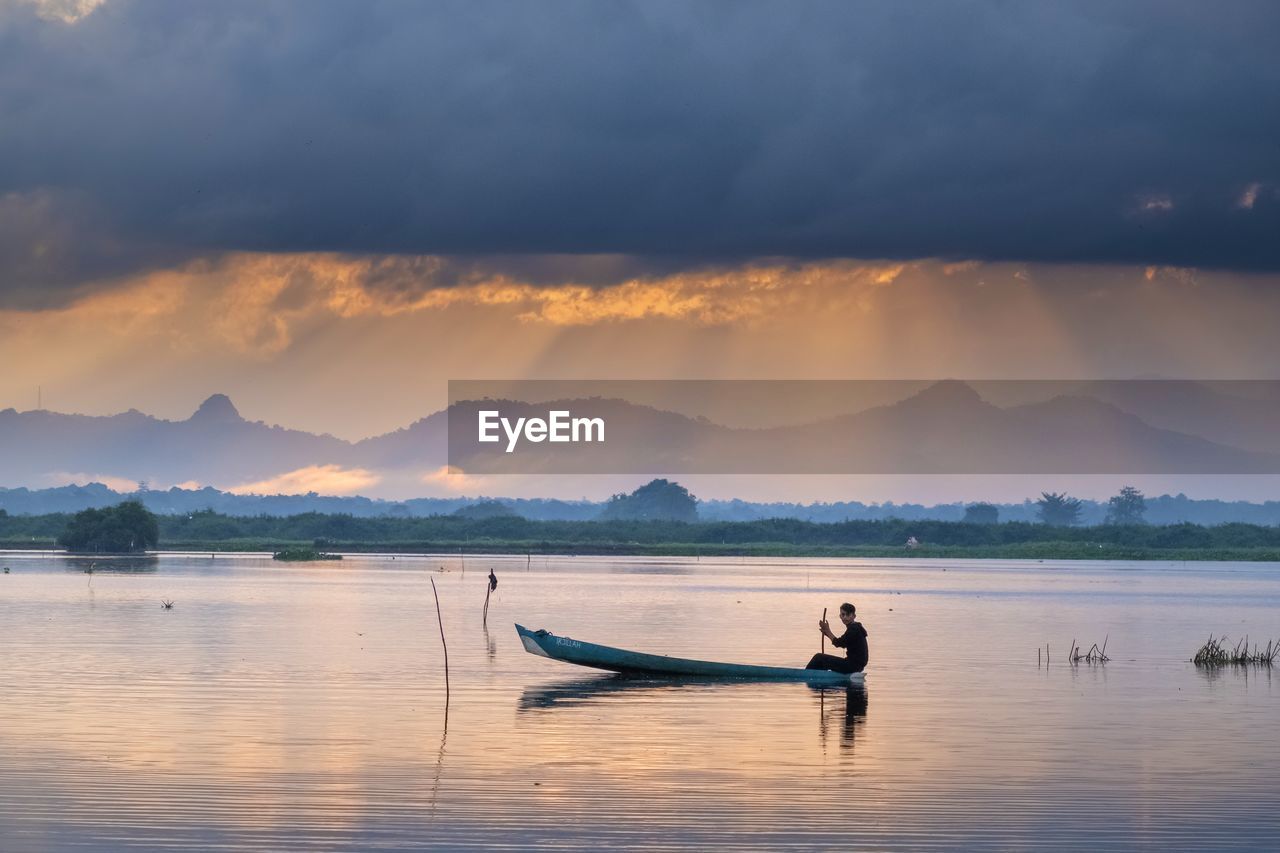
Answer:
[3,380,1280,489]
[449,380,1280,474]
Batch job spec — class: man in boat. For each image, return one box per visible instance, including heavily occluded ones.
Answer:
[807,602,869,673]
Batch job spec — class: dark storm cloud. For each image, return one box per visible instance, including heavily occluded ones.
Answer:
[1,0,1279,307]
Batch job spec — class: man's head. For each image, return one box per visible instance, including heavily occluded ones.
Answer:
[839,602,856,624]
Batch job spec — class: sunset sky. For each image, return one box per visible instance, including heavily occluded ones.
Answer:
[2,1,1279,499]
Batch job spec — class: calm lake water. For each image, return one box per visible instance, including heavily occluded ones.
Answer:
[1,552,1278,851]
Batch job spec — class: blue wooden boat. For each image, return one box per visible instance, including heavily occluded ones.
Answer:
[516,624,865,685]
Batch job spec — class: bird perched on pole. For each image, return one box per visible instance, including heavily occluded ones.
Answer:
[483,569,498,626]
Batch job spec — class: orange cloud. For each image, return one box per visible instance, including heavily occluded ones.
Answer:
[1238,182,1262,210]
[942,260,980,276]
[1142,266,1198,287]
[20,0,105,23]
[7,250,1280,442]
[4,254,911,365]
[310,255,908,326]
[419,465,486,493]
[229,465,381,496]
[46,472,139,492]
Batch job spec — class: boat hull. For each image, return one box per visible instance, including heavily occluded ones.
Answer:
[516,624,864,685]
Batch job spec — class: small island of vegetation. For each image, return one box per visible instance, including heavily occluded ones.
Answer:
[272,547,343,561]
[57,500,159,554]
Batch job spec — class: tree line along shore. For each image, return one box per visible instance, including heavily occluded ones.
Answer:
[9,479,1280,526]
[4,501,1280,561]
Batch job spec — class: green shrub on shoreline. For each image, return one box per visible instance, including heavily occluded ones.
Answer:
[57,501,159,554]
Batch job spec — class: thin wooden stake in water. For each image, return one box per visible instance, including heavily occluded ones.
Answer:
[430,578,450,715]
[483,569,498,626]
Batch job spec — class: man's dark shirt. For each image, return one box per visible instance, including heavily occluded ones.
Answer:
[831,621,869,671]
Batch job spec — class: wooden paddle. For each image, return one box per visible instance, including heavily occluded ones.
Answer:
[821,607,827,653]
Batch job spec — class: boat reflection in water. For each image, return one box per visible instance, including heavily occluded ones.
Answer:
[811,683,869,749]
[520,675,869,750]
[518,674,720,711]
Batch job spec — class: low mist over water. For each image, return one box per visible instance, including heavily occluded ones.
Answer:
[1,553,1277,850]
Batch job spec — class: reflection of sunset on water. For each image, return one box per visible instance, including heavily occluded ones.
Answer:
[2,554,1277,848]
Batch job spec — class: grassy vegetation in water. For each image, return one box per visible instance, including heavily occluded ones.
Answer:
[1192,635,1278,666]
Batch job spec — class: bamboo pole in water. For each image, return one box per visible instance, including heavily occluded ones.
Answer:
[430,578,450,711]
[483,570,498,626]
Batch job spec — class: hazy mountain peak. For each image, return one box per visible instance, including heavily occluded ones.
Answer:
[190,394,242,423]
[906,380,983,407]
